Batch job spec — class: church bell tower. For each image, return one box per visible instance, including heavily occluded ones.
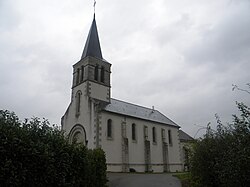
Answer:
[72,14,111,103]
[61,14,111,148]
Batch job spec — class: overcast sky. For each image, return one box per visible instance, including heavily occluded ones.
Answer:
[1,0,249,137]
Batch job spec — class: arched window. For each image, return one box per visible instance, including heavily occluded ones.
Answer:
[100,66,105,83]
[69,124,87,145]
[132,123,136,141]
[76,91,82,115]
[80,65,84,82]
[161,129,166,141]
[107,119,112,139]
[152,127,156,143]
[94,65,99,81]
[76,68,80,84]
[144,126,148,140]
[168,130,172,145]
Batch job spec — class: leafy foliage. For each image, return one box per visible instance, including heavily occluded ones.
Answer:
[0,110,107,187]
[183,144,193,171]
[190,103,250,187]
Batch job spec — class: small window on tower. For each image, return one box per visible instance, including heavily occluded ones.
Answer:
[80,65,84,82]
[76,68,80,84]
[94,65,99,81]
[107,119,113,139]
[101,66,105,83]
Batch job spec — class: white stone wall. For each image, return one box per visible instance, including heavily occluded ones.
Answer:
[100,111,182,173]
[61,82,96,148]
[168,129,182,172]
[100,112,123,171]
[88,81,110,102]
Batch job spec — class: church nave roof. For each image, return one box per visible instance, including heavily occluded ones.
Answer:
[103,98,179,127]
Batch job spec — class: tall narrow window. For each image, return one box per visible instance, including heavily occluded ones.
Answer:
[76,91,81,115]
[80,65,84,82]
[76,68,80,84]
[132,123,136,141]
[107,119,112,139]
[144,126,148,140]
[168,130,172,145]
[100,66,105,83]
[162,129,166,141]
[94,65,99,81]
[152,127,156,143]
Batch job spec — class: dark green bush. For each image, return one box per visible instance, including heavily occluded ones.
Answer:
[0,110,107,187]
[191,103,250,187]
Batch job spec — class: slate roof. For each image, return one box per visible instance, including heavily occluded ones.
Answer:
[103,98,179,128]
[81,14,103,60]
[179,130,194,142]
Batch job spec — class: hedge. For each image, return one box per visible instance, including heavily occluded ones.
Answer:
[0,110,107,187]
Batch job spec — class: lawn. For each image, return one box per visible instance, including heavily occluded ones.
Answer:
[172,172,191,187]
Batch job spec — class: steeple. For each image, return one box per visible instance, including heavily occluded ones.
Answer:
[81,14,103,60]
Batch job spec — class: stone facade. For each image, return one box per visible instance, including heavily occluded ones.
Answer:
[101,111,182,172]
[61,15,183,173]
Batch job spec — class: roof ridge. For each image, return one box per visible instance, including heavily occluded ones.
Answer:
[179,130,194,141]
[104,98,180,128]
[156,110,178,126]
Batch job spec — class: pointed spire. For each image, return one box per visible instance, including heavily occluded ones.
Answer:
[81,14,103,60]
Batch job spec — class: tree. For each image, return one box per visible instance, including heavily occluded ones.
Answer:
[232,83,250,94]
[190,102,250,187]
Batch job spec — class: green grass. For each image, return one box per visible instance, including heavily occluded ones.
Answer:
[173,172,191,187]
[173,172,190,180]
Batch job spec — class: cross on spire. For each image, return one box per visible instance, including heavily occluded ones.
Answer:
[93,0,96,14]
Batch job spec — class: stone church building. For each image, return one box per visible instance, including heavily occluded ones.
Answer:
[61,14,183,172]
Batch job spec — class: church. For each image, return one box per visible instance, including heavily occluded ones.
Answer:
[61,14,183,173]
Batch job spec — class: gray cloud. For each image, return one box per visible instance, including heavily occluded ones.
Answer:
[185,1,250,65]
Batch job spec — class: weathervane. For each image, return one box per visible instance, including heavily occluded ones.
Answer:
[93,0,96,14]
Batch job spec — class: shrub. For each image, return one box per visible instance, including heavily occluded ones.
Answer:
[0,110,107,187]
[190,103,250,187]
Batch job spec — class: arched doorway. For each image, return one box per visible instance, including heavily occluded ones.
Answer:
[69,124,87,146]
